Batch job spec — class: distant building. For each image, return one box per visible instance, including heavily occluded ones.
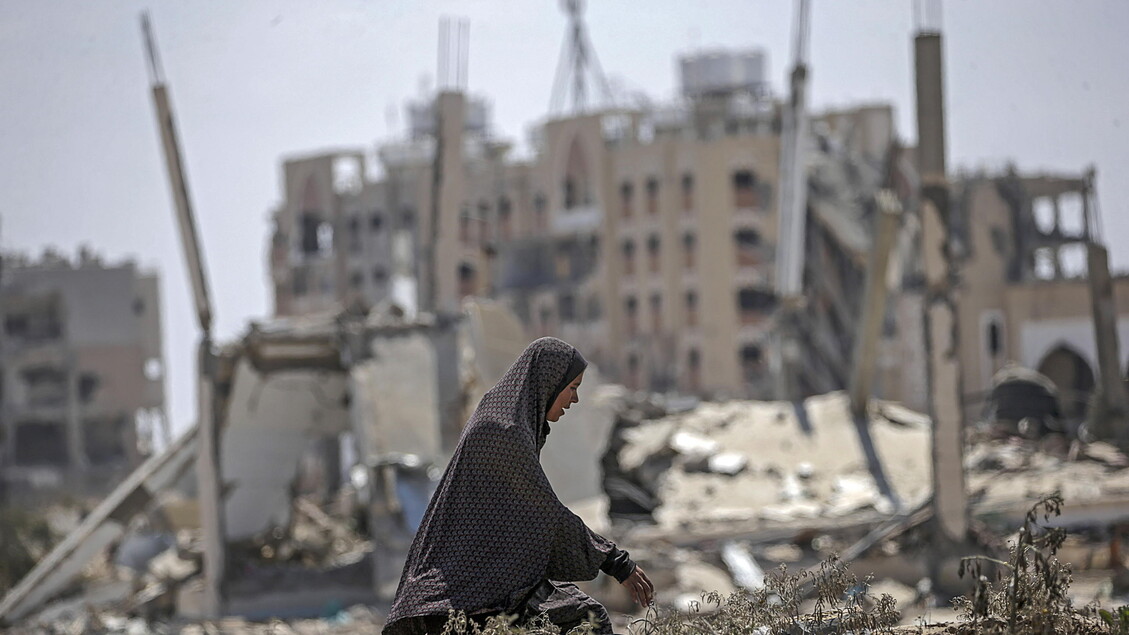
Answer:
[0,248,165,500]
[266,47,1128,423]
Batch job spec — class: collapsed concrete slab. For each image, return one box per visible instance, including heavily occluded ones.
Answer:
[0,427,197,625]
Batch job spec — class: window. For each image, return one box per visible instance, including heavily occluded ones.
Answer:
[645,177,659,215]
[733,169,759,208]
[350,270,364,289]
[650,294,662,332]
[625,296,638,336]
[683,233,696,270]
[622,239,636,276]
[564,178,578,209]
[372,267,388,283]
[740,345,764,382]
[627,354,640,390]
[370,211,384,232]
[681,173,694,213]
[737,288,777,324]
[735,228,762,267]
[647,235,661,273]
[478,201,490,247]
[620,181,634,218]
[687,349,701,390]
[300,213,321,255]
[987,320,1002,356]
[685,290,698,327]
[348,216,362,253]
[458,263,477,299]
[498,197,513,241]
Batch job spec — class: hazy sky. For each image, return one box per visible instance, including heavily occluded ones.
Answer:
[2,1,1127,436]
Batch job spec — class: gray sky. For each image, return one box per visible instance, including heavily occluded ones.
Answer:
[2,1,1127,437]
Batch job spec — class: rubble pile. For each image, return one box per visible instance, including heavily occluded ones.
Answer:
[609,391,931,538]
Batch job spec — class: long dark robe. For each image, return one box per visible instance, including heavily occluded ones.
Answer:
[384,337,617,633]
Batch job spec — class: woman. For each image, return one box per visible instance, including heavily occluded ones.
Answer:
[383,337,654,634]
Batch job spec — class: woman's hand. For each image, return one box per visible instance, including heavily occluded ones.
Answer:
[621,565,655,606]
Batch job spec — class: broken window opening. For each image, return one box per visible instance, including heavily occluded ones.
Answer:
[1032,197,1057,235]
[625,296,638,336]
[683,233,696,270]
[645,177,659,215]
[622,239,636,276]
[299,212,321,256]
[681,173,694,213]
[1036,345,1095,421]
[478,201,491,247]
[22,366,67,407]
[685,290,698,327]
[370,211,384,232]
[14,421,69,466]
[735,228,763,267]
[79,373,100,403]
[627,353,640,390]
[1033,247,1056,280]
[740,344,764,383]
[457,262,478,299]
[687,348,701,390]
[647,235,661,274]
[372,267,389,284]
[987,320,1002,356]
[564,178,578,210]
[737,287,777,325]
[620,181,634,218]
[733,169,759,208]
[1058,192,1086,237]
[347,216,362,253]
[497,196,513,241]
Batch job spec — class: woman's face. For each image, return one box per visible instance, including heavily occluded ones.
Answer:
[547,371,584,422]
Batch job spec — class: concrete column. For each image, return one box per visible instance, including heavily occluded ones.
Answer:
[849,191,902,418]
[194,339,225,617]
[1087,242,1129,443]
[915,31,969,549]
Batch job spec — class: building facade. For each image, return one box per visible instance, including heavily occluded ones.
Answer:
[267,48,1127,421]
[0,249,165,500]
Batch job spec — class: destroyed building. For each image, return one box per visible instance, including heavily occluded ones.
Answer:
[0,248,166,501]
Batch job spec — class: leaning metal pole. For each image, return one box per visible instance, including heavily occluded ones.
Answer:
[141,13,225,618]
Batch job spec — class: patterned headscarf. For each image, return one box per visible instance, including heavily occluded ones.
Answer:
[385,337,611,627]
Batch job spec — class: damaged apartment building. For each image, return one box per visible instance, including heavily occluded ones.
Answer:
[268,49,896,399]
[267,45,1128,422]
[0,247,166,501]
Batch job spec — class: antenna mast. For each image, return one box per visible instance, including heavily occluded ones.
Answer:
[549,0,613,115]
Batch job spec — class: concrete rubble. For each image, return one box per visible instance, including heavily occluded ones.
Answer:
[6,332,1129,631]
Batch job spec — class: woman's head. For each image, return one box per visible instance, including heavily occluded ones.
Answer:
[547,370,584,422]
